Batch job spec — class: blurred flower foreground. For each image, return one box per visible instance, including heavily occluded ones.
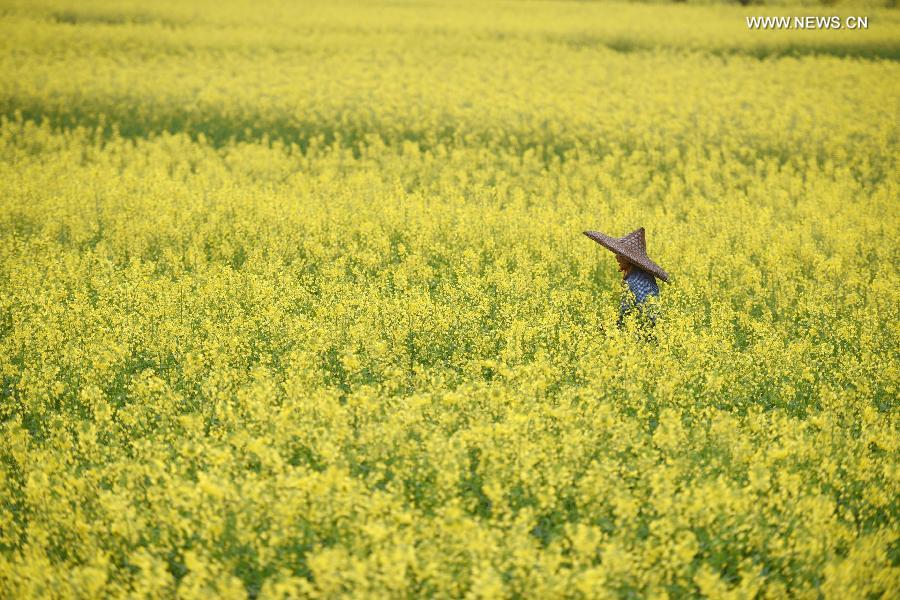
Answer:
[0,1,897,598]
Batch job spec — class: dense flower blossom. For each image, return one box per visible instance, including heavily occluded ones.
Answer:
[0,1,897,598]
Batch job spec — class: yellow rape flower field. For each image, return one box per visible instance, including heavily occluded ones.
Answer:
[1,0,898,598]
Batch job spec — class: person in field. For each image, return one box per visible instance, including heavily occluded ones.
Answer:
[583,227,669,329]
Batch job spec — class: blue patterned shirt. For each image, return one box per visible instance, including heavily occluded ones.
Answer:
[618,267,659,327]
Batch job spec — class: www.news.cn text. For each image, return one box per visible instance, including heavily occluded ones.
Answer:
[746,16,869,30]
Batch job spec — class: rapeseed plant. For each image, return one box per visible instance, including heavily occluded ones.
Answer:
[0,0,898,598]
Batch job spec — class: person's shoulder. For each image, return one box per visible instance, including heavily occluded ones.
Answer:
[633,268,660,293]
[627,267,653,282]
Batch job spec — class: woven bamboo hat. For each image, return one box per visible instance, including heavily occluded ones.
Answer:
[583,227,669,282]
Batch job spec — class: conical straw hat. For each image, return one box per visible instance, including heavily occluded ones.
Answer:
[583,227,669,282]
